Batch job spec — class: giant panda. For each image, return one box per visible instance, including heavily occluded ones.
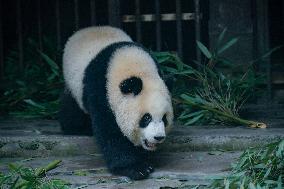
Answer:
[59,26,174,180]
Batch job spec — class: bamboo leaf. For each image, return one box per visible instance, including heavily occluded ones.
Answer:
[217,28,227,48]
[259,46,282,59]
[162,67,178,73]
[184,114,204,125]
[178,110,206,119]
[196,41,212,59]
[23,99,45,109]
[218,37,239,54]
[180,94,199,105]
[177,70,196,75]
[39,51,60,76]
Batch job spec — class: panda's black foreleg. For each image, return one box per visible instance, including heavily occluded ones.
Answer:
[101,139,154,180]
[111,162,154,180]
[108,146,154,180]
[59,89,92,135]
[90,113,153,180]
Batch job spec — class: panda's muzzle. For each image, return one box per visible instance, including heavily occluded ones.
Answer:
[143,139,157,150]
[140,120,166,151]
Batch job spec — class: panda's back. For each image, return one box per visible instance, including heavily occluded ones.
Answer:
[63,26,132,111]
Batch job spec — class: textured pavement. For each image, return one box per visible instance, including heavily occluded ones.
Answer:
[1,119,284,158]
[0,119,283,188]
[0,151,241,188]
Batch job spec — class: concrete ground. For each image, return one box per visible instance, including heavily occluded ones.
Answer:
[0,119,283,188]
[0,152,240,188]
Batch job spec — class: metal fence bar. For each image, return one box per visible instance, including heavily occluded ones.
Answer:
[253,0,271,102]
[264,4,272,103]
[123,13,195,22]
[90,0,96,25]
[108,0,121,27]
[155,0,161,51]
[194,0,201,64]
[260,1,271,102]
[37,0,43,53]
[17,0,23,70]
[176,0,183,59]
[55,0,61,51]
[74,0,79,30]
[0,0,3,79]
[135,0,142,43]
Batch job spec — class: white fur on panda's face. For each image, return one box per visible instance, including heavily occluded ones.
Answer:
[106,46,174,150]
[139,113,168,151]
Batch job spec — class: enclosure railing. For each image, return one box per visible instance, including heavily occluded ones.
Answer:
[0,0,203,77]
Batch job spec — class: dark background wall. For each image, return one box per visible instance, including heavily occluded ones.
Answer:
[209,0,254,64]
[209,0,284,102]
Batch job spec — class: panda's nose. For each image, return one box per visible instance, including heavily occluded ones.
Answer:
[154,136,165,141]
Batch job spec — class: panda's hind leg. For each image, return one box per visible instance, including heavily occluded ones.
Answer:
[59,89,92,135]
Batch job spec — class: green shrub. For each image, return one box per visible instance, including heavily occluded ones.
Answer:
[209,140,284,189]
[0,160,70,189]
[153,29,278,127]
[0,37,63,119]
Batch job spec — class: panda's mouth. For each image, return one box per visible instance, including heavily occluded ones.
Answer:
[143,139,157,151]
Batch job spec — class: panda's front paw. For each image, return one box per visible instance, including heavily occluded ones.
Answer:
[112,164,154,180]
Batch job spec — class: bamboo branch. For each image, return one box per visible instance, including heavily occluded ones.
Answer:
[15,160,62,188]
[35,160,62,177]
[178,95,267,128]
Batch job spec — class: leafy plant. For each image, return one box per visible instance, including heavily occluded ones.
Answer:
[153,51,265,127]
[0,37,63,119]
[208,140,284,189]
[153,29,273,127]
[0,160,70,189]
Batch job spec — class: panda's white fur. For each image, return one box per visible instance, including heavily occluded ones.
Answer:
[63,26,132,111]
[63,26,173,150]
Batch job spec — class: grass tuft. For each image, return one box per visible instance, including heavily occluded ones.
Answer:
[0,37,63,119]
[208,140,284,189]
[0,160,70,189]
[152,28,278,127]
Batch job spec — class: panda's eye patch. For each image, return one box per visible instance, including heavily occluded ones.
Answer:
[139,113,152,128]
[162,114,168,127]
[119,76,143,96]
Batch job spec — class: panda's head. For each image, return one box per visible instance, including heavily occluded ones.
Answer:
[136,92,173,151]
[106,46,174,151]
[118,76,173,151]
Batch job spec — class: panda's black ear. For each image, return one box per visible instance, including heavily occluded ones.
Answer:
[119,76,143,96]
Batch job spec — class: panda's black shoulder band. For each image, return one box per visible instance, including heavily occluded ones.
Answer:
[120,76,143,96]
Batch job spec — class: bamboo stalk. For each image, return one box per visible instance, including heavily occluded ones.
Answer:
[35,160,62,177]
[15,160,62,188]
[178,95,267,128]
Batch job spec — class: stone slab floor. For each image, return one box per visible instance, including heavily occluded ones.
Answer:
[0,119,283,188]
[0,151,241,189]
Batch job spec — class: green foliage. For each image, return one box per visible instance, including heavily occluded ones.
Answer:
[0,37,63,119]
[153,50,263,126]
[0,160,70,189]
[208,140,284,189]
[153,29,270,126]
